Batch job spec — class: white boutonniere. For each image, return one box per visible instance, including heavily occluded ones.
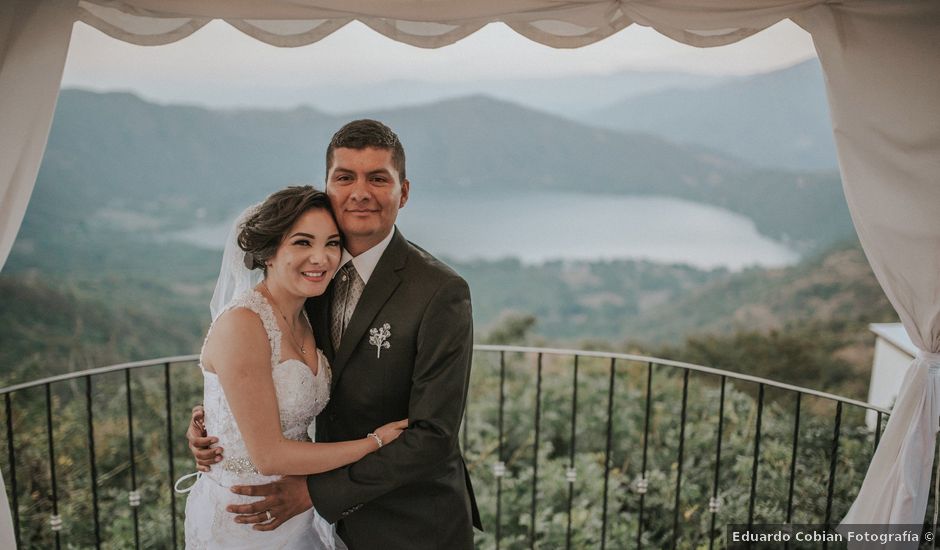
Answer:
[369,323,391,358]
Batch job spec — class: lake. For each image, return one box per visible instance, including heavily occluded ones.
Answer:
[171,190,799,270]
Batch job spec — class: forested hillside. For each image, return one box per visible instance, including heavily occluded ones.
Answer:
[2,234,895,399]
[624,242,895,343]
[0,274,206,386]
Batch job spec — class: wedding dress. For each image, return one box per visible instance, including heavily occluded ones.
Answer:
[183,289,341,549]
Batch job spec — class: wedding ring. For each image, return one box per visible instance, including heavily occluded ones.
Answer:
[265,510,273,521]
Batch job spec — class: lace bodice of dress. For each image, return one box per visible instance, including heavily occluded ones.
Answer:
[200,289,331,486]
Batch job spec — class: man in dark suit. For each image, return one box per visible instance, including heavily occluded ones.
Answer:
[188,120,480,548]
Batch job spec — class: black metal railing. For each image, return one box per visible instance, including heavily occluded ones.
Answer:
[0,346,932,549]
[463,346,928,549]
[1,355,197,549]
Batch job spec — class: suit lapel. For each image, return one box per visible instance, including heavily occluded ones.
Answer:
[306,289,334,360]
[331,229,408,387]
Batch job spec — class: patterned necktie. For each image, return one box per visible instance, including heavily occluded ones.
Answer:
[330,262,365,350]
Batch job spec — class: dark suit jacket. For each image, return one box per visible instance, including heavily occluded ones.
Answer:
[304,227,481,550]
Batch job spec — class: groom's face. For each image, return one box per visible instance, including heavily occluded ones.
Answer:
[326,147,409,254]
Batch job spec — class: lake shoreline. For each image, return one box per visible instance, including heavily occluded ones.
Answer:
[168,191,800,271]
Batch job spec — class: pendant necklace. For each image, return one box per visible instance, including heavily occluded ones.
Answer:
[262,281,311,355]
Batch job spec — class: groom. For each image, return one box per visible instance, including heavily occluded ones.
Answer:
[187,119,481,548]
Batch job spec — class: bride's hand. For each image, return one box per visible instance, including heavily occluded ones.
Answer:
[373,418,408,448]
[187,404,222,471]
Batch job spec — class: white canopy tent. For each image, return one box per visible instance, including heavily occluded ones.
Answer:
[1,0,938,547]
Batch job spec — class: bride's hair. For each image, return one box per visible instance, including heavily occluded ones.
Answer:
[238,186,334,273]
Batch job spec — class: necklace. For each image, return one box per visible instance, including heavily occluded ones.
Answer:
[261,281,311,356]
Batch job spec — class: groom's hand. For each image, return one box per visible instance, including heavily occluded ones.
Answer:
[228,476,313,531]
[186,404,222,472]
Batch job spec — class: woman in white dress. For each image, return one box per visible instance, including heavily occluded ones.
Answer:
[182,186,406,549]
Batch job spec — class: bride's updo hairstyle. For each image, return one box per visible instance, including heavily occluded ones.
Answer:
[238,186,334,274]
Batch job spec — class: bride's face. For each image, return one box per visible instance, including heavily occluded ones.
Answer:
[266,208,342,298]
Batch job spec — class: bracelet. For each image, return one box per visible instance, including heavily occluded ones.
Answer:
[367,432,383,449]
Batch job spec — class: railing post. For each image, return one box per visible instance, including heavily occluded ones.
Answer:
[85,376,101,549]
[565,355,579,550]
[45,384,61,550]
[747,383,765,531]
[874,411,883,453]
[823,402,843,549]
[636,362,653,550]
[529,353,543,549]
[600,358,616,550]
[708,376,726,550]
[786,392,802,539]
[125,369,141,549]
[671,369,690,550]
[4,393,19,547]
[164,363,178,549]
[495,351,506,550]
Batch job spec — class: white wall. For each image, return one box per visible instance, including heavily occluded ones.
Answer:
[866,325,916,430]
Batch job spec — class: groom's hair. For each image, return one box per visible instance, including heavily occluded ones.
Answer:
[326,119,406,181]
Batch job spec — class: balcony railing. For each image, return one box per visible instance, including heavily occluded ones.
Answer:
[0,346,933,549]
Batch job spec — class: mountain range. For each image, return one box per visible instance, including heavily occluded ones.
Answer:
[585,59,836,170]
[24,86,851,253]
[135,58,833,171]
[284,70,725,118]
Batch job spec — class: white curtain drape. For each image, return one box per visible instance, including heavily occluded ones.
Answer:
[0,1,938,547]
[794,3,940,530]
[0,0,76,281]
[0,0,75,540]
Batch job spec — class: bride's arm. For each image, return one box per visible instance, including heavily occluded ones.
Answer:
[204,308,401,476]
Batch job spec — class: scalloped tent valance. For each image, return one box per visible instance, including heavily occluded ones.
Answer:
[1,1,939,547]
[74,0,812,48]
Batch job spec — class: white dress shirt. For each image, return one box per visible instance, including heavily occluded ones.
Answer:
[336,227,395,285]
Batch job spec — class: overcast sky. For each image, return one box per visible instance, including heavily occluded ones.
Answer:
[62,18,817,109]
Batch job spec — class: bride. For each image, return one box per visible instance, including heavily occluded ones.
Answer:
[182,186,406,549]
